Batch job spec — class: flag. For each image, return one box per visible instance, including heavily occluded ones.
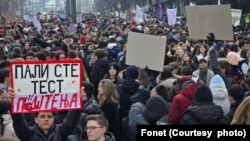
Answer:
[157,0,164,21]
[218,0,221,5]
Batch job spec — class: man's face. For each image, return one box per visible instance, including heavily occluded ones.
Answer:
[199,61,208,70]
[35,112,54,132]
[59,54,65,60]
[86,120,106,141]
[26,56,33,61]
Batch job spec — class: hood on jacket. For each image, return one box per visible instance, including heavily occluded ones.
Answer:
[130,85,150,104]
[2,114,12,125]
[179,75,191,86]
[209,75,228,100]
[120,79,140,95]
[179,82,201,99]
[142,95,169,124]
[104,131,116,141]
[209,75,230,114]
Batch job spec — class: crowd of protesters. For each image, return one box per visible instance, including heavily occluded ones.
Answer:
[1,11,250,141]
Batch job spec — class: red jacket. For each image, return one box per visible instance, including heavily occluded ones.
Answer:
[80,35,86,45]
[168,82,201,125]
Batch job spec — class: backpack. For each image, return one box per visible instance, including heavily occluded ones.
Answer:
[230,59,247,84]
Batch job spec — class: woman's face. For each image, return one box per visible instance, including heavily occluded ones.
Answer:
[200,46,206,53]
[109,66,117,76]
[183,53,190,62]
[177,48,184,57]
[98,83,103,95]
[25,43,30,50]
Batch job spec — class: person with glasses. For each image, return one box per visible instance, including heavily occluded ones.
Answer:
[6,87,85,141]
[85,114,116,141]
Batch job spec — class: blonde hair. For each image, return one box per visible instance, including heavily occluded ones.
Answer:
[231,97,250,125]
[98,79,119,108]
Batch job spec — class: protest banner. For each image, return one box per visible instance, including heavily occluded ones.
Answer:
[126,32,166,72]
[10,60,83,114]
[231,9,242,26]
[185,5,234,41]
[135,5,144,23]
[68,23,78,33]
[167,8,177,26]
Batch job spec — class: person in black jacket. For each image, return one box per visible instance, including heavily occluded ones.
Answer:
[180,85,229,125]
[227,84,244,122]
[7,87,84,141]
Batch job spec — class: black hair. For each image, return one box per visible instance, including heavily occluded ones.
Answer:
[68,50,77,59]
[108,62,119,76]
[0,68,10,83]
[154,85,168,102]
[83,81,94,99]
[228,84,244,102]
[181,66,193,75]
[34,52,47,61]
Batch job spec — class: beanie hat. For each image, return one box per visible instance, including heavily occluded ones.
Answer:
[142,95,169,124]
[126,65,139,80]
[193,85,213,105]
[214,41,224,51]
[0,100,10,114]
[226,52,240,66]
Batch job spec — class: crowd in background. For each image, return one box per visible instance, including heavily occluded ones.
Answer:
[1,12,250,141]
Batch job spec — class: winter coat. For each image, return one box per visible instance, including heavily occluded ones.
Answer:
[101,100,120,141]
[180,103,229,125]
[209,75,230,115]
[1,114,19,139]
[168,82,201,124]
[83,98,102,115]
[11,110,81,141]
[226,101,242,122]
[116,79,140,121]
[129,95,169,141]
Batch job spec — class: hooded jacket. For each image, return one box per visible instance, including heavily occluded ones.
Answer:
[209,75,230,114]
[180,85,229,125]
[128,85,150,125]
[129,95,169,141]
[168,82,201,124]
[89,57,109,86]
[1,114,18,139]
[117,79,140,121]
[104,131,116,141]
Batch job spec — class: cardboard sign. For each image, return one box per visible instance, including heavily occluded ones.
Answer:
[185,5,234,41]
[126,32,166,72]
[10,60,83,113]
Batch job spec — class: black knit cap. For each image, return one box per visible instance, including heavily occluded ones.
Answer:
[193,85,213,105]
